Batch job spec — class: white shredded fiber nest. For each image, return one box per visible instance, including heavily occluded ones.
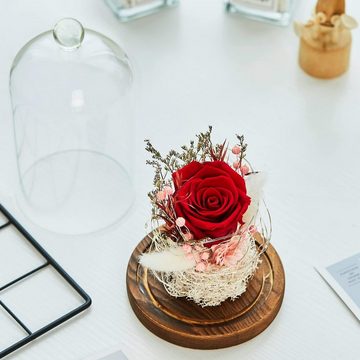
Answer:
[149,231,261,307]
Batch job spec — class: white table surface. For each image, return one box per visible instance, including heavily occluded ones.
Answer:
[1,0,360,359]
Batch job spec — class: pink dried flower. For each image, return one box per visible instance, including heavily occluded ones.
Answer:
[182,244,192,254]
[184,232,193,241]
[195,262,206,272]
[210,235,246,267]
[163,186,174,196]
[240,165,249,176]
[233,161,240,169]
[200,252,210,261]
[176,217,186,227]
[232,145,241,155]
[248,225,257,235]
[156,190,166,201]
[193,251,201,263]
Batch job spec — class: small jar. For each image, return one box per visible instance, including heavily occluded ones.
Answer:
[225,0,295,26]
[105,0,178,22]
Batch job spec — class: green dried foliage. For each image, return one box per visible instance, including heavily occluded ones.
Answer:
[236,134,247,167]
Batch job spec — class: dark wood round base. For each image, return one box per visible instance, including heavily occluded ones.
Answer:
[127,233,285,349]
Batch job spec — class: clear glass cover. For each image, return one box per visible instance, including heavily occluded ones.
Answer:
[10,18,134,234]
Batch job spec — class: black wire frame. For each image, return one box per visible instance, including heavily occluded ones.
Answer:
[0,203,92,359]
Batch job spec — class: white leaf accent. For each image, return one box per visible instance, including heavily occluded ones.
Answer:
[243,172,266,226]
[139,246,195,272]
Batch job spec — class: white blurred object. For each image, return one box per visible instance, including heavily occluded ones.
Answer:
[105,0,178,22]
[84,348,127,360]
[225,0,295,26]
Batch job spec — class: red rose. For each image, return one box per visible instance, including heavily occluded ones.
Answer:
[172,161,251,241]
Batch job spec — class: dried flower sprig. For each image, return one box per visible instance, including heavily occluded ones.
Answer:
[236,134,247,168]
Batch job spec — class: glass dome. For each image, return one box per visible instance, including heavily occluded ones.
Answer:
[10,18,134,234]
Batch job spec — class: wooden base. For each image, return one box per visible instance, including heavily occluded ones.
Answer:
[127,233,285,349]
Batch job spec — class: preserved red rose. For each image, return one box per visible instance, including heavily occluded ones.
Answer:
[172,161,251,241]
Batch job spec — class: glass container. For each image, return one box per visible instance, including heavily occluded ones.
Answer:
[225,0,295,26]
[10,18,134,234]
[105,0,178,22]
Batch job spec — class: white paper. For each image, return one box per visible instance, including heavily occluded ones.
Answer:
[316,252,360,321]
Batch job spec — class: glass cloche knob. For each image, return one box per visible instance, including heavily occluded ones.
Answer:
[53,18,84,50]
[10,19,134,234]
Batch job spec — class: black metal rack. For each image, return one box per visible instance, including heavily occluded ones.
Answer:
[0,203,92,359]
